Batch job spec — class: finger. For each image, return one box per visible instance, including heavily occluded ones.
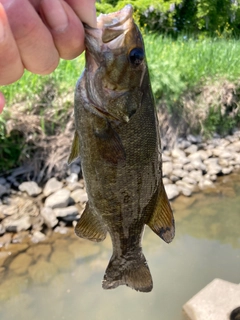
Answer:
[0,3,24,85]
[40,0,85,60]
[0,92,5,113]
[64,0,97,27]
[1,0,59,75]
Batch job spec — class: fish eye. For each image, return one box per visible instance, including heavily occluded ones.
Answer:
[129,48,144,66]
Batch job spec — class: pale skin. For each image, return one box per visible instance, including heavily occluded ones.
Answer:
[0,0,97,113]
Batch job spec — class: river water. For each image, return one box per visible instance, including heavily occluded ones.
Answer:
[0,173,240,320]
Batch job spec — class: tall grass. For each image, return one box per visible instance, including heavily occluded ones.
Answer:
[1,35,240,170]
[2,35,240,107]
[144,35,240,100]
[1,55,85,106]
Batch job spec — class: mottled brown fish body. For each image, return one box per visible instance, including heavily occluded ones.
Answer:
[68,5,175,292]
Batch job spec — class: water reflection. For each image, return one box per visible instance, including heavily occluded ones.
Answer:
[0,173,240,320]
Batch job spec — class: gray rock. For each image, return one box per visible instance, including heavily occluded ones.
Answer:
[0,223,5,235]
[187,134,202,144]
[198,179,214,189]
[222,166,233,175]
[44,189,70,209]
[19,181,42,197]
[218,159,229,167]
[231,140,240,152]
[66,182,84,192]
[162,162,173,176]
[219,150,234,159]
[169,174,180,183]
[0,233,12,246]
[53,205,79,221]
[2,215,31,232]
[70,189,88,203]
[172,169,188,179]
[183,278,240,320]
[183,163,195,172]
[163,177,172,185]
[191,159,206,172]
[40,207,58,228]
[66,173,78,183]
[43,177,63,197]
[0,184,8,197]
[204,174,217,182]
[69,163,81,174]
[176,180,195,191]
[31,231,46,243]
[175,157,190,165]
[182,176,197,185]
[165,184,180,200]
[184,144,198,154]
[0,178,6,185]
[204,157,219,166]
[207,164,222,176]
[197,149,212,160]
[162,154,172,162]
[173,162,184,170]
[171,148,186,159]
[178,186,192,197]
[54,226,69,234]
[189,170,203,182]
[177,139,191,150]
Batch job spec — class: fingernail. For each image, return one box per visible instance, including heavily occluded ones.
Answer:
[41,0,68,32]
[86,6,97,28]
[0,4,6,41]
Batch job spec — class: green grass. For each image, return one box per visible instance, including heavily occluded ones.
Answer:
[1,34,240,171]
[2,34,240,107]
[1,55,85,107]
[144,35,240,100]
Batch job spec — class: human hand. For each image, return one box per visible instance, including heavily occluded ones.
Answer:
[0,0,96,113]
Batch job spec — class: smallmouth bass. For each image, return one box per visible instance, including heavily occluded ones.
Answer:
[68,5,175,293]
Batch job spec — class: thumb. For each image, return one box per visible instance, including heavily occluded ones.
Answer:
[0,92,5,113]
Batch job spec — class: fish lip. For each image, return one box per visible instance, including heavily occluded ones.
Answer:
[97,4,133,28]
[84,5,134,44]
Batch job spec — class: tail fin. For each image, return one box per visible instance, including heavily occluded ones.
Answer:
[102,252,153,292]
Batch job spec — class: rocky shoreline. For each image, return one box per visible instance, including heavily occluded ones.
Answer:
[0,130,240,246]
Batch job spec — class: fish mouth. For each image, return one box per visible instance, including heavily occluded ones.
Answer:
[85,5,134,48]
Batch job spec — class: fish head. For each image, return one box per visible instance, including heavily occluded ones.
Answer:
[84,5,147,122]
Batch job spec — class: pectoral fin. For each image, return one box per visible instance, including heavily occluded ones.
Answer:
[68,131,80,165]
[75,202,107,242]
[94,119,126,165]
[147,183,175,243]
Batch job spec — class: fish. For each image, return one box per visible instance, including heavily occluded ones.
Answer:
[68,4,175,293]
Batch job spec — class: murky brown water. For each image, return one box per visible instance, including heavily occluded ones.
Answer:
[0,173,240,320]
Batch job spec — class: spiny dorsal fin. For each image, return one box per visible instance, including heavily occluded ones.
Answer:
[68,131,80,165]
[75,202,107,242]
[147,183,175,243]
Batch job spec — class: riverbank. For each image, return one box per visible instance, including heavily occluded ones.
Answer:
[0,129,239,247]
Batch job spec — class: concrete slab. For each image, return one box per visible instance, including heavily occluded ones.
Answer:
[183,278,240,320]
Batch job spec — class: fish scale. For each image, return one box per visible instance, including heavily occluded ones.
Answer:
[68,4,175,292]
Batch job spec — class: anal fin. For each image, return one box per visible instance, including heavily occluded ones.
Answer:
[147,183,175,243]
[75,202,107,242]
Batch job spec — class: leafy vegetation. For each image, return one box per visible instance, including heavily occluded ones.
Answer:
[1,1,240,170]
[97,0,240,37]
